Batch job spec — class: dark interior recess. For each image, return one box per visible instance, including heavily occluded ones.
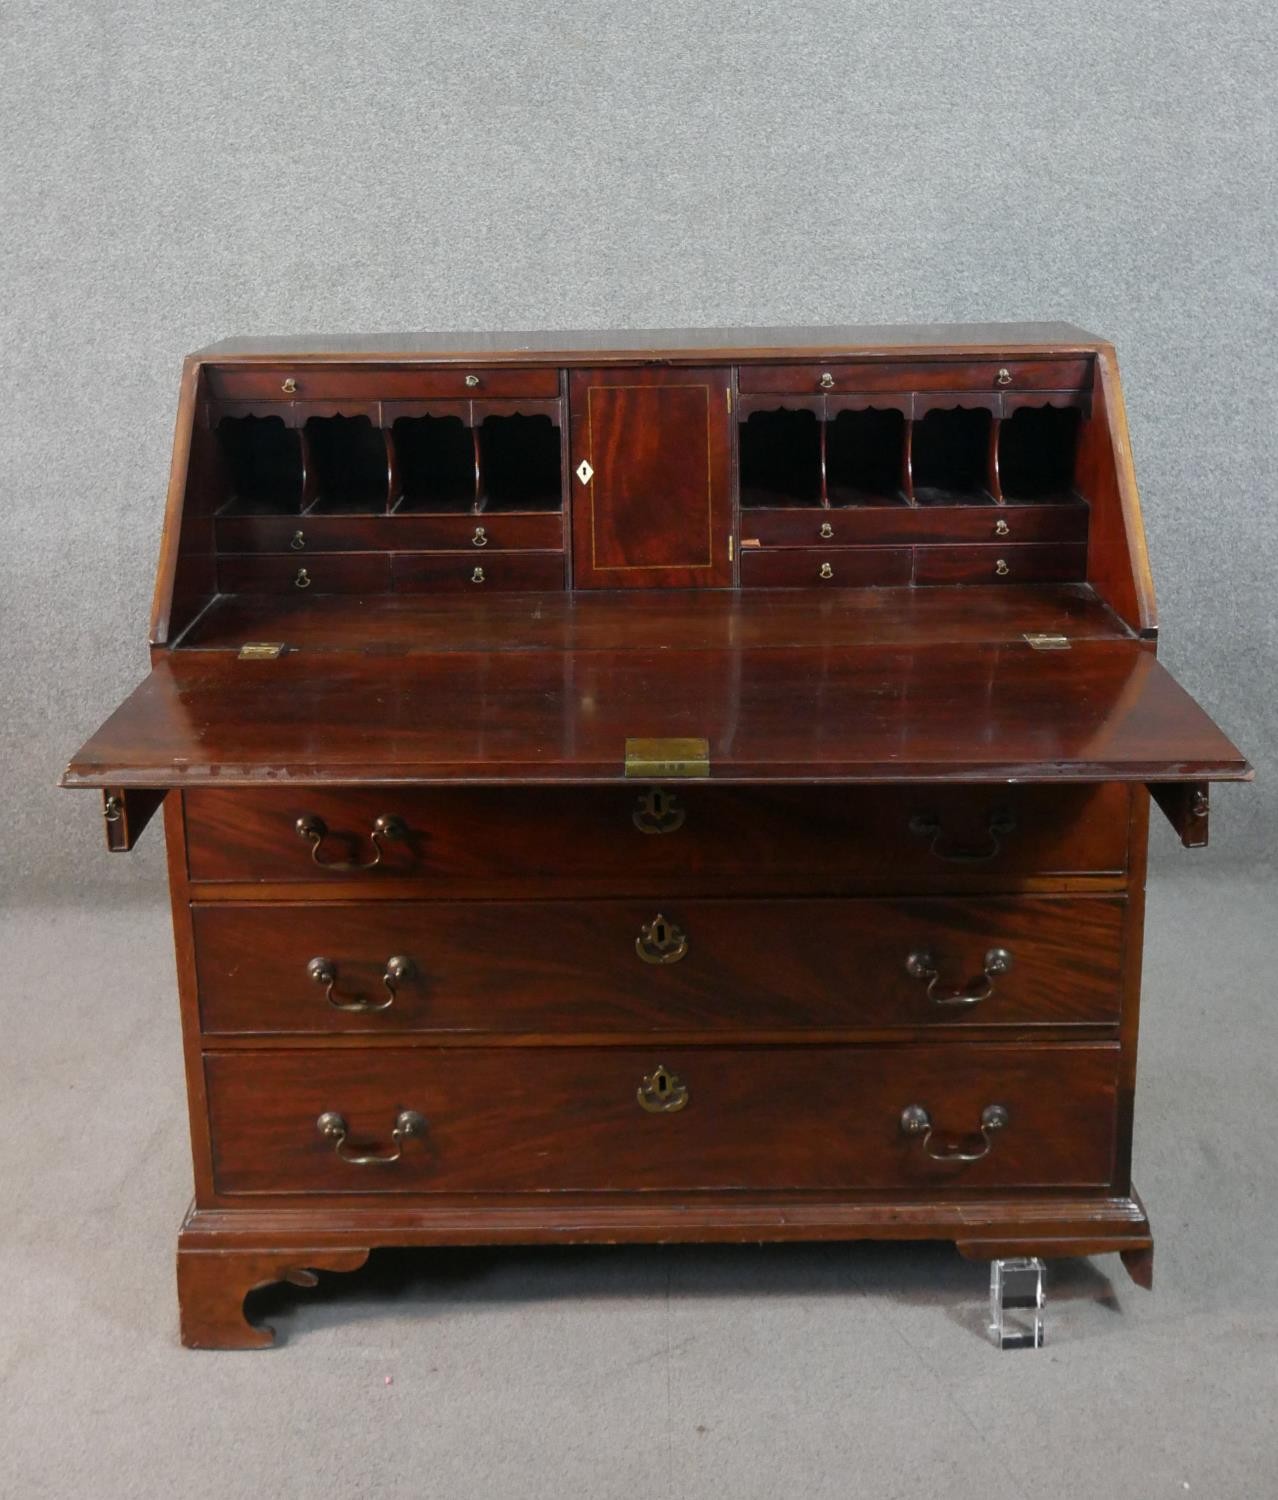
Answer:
[215,415,301,513]
[739,409,822,507]
[999,405,1082,501]
[478,414,563,511]
[911,407,993,505]
[304,415,388,513]
[392,415,476,512]
[826,408,908,506]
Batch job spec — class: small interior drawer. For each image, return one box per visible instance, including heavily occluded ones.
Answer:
[216,514,564,555]
[739,546,912,588]
[392,551,565,593]
[914,543,1087,586]
[216,553,391,595]
[204,366,561,402]
[737,359,1093,396]
[741,504,1089,549]
[204,1042,1120,1195]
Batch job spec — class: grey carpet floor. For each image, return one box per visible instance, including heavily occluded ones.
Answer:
[2,873,1275,1499]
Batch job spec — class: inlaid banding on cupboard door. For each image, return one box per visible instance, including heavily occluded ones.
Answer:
[569,367,734,589]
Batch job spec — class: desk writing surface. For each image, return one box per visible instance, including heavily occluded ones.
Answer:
[64,601,1250,789]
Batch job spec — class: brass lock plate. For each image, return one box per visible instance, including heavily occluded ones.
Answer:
[624,737,710,779]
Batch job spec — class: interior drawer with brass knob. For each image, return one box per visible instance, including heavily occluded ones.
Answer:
[214,513,564,555]
[736,359,1092,395]
[192,895,1125,1036]
[203,366,560,401]
[181,784,1132,892]
[739,546,912,589]
[202,1041,1120,1195]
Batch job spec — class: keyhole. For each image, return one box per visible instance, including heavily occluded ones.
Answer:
[653,919,668,945]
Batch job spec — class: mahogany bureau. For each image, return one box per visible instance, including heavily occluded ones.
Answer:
[62,324,1250,1348]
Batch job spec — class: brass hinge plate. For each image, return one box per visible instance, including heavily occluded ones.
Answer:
[238,642,285,660]
[1023,633,1070,651]
[624,737,711,779]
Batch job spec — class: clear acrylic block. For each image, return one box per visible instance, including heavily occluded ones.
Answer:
[989,1257,1045,1349]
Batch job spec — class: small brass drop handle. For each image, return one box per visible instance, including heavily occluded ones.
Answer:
[464,374,481,388]
[294,567,312,589]
[281,377,297,394]
[471,526,488,547]
[819,561,834,580]
[905,947,1013,1006]
[290,529,306,550]
[819,522,834,539]
[994,518,1010,537]
[818,371,835,390]
[908,808,1015,863]
[900,1103,1009,1162]
[996,368,1013,386]
[295,813,408,871]
[637,1064,689,1113]
[994,558,1010,576]
[636,913,688,964]
[316,1109,427,1166]
[471,566,486,584]
[307,955,415,1012]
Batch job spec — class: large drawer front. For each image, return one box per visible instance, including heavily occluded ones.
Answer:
[194,896,1126,1036]
[204,1043,1119,1195]
[183,784,1130,892]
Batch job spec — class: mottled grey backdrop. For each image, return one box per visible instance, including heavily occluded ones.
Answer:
[2,1,1273,902]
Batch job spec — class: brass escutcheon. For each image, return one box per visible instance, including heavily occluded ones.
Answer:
[636,914,688,964]
[637,1064,689,1113]
[632,787,685,835]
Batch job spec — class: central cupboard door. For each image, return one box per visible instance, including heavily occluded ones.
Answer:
[570,367,734,588]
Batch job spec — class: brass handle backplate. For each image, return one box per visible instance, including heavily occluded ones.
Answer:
[295,813,408,871]
[905,947,1013,1007]
[637,1064,689,1113]
[900,1103,1009,1162]
[908,809,1015,863]
[632,787,685,835]
[307,955,415,1012]
[636,914,688,964]
[316,1109,427,1165]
